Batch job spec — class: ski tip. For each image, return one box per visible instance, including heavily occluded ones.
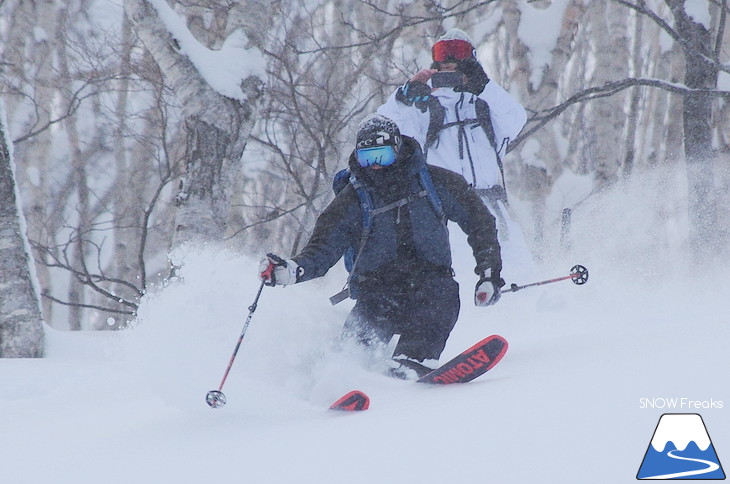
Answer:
[462,334,508,355]
[329,390,370,411]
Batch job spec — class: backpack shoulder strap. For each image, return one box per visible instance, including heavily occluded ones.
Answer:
[328,173,372,305]
[474,97,498,152]
[418,165,444,220]
[424,97,446,152]
[333,169,376,235]
[349,174,374,234]
[475,98,508,197]
[332,168,351,194]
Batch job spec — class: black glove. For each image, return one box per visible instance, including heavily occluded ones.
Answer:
[474,269,505,307]
[454,58,490,95]
[396,81,431,112]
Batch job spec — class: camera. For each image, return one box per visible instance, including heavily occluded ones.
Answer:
[431,71,464,88]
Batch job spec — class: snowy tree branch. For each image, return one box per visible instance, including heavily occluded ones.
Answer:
[511,78,730,151]
[125,0,265,248]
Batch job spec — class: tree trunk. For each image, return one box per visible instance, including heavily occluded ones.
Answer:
[1,0,59,324]
[110,14,143,328]
[124,0,264,251]
[0,107,45,358]
[623,9,644,176]
[57,4,90,330]
[590,1,630,187]
[667,0,720,261]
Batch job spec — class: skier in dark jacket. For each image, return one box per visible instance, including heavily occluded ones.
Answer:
[259,114,503,379]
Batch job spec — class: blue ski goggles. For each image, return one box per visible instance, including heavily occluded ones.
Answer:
[355,146,397,168]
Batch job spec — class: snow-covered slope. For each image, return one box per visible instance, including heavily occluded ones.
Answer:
[2,166,728,484]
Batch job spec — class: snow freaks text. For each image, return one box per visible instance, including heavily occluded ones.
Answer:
[639,398,724,410]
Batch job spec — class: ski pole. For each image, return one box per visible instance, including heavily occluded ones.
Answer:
[206,278,268,409]
[501,264,588,294]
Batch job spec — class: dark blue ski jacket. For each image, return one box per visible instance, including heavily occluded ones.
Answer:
[292,137,501,291]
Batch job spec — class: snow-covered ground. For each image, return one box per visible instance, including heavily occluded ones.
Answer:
[2,166,728,483]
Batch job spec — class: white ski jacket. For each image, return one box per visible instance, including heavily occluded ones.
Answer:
[378,80,526,190]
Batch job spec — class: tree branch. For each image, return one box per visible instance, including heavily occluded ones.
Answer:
[32,238,142,308]
[511,78,730,151]
[41,292,136,316]
[295,0,499,54]
[613,0,730,74]
[225,195,325,240]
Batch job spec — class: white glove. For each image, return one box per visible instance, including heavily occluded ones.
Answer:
[258,253,301,286]
[474,268,503,307]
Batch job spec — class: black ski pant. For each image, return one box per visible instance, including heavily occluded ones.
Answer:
[342,276,460,362]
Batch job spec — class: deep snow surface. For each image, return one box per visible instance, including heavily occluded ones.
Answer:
[2,166,729,484]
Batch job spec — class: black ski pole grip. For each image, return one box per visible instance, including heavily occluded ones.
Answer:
[266,253,287,266]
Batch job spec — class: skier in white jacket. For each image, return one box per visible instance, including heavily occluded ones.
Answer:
[378,28,533,279]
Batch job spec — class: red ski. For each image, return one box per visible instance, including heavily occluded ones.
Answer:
[328,335,507,410]
[329,390,370,411]
[417,334,508,385]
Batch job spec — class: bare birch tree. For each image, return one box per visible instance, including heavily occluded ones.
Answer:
[664,0,722,259]
[0,105,44,357]
[606,0,728,261]
[124,0,265,253]
[2,0,180,329]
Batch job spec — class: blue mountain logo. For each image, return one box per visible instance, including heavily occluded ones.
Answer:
[637,413,725,480]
